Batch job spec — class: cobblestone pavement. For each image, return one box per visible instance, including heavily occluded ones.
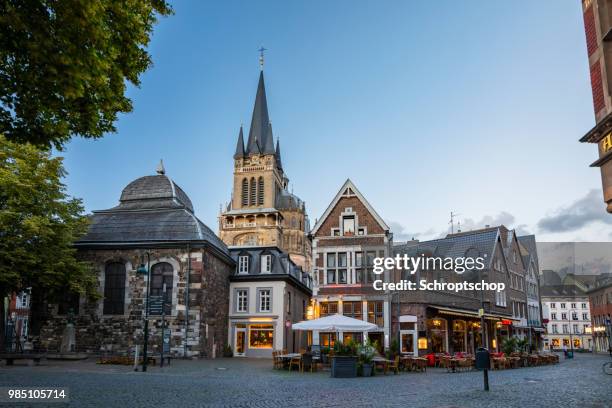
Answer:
[0,353,611,407]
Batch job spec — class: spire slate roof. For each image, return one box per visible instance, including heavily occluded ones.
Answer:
[234,126,245,159]
[275,138,283,169]
[245,71,275,155]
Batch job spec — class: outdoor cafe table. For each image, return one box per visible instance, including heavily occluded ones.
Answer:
[401,356,427,372]
[278,353,301,359]
[373,356,393,374]
[277,353,301,369]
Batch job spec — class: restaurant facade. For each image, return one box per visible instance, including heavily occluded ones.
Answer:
[390,226,537,356]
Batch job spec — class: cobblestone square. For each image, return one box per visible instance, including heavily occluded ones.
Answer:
[0,353,610,407]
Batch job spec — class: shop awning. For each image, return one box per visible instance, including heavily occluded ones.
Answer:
[291,314,378,332]
[433,306,514,321]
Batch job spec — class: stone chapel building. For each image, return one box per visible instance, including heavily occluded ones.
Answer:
[37,166,234,358]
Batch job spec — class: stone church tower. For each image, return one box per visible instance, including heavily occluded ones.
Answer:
[219,69,311,271]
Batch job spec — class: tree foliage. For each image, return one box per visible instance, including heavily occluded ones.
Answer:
[0,0,172,149]
[0,135,96,300]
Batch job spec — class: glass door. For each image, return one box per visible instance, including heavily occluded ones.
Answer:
[235,326,246,357]
[400,331,416,356]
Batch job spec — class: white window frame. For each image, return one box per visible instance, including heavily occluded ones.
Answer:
[260,255,272,274]
[236,289,248,313]
[258,289,271,313]
[238,256,249,274]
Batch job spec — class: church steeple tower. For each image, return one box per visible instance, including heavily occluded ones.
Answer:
[220,62,311,272]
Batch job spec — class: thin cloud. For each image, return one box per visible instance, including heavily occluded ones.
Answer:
[458,211,517,232]
[538,189,612,233]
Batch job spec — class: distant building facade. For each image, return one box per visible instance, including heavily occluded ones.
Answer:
[219,70,311,271]
[3,290,31,351]
[587,278,612,353]
[541,285,592,351]
[518,235,545,349]
[227,246,312,358]
[36,168,234,358]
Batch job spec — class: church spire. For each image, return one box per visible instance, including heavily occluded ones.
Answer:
[275,138,283,170]
[245,64,275,155]
[234,125,245,159]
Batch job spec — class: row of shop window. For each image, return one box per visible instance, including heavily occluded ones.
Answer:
[549,338,584,348]
[316,250,385,285]
[319,301,384,327]
[234,323,275,354]
[550,312,589,321]
[550,324,590,334]
[549,302,588,309]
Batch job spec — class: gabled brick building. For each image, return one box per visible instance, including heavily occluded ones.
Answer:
[310,179,392,350]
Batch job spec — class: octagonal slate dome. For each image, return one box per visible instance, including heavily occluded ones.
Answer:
[76,173,227,254]
[118,175,194,212]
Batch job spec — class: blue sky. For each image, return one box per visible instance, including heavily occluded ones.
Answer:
[60,0,612,242]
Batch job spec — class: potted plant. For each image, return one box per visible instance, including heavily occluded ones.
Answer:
[501,337,517,356]
[321,346,330,364]
[223,344,233,357]
[331,340,358,378]
[358,340,375,377]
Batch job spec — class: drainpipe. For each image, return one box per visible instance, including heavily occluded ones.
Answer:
[184,243,191,358]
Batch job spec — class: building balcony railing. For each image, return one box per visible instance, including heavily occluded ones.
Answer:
[223,222,281,229]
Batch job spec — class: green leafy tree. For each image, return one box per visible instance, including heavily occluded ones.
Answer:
[0,135,97,346]
[0,0,172,149]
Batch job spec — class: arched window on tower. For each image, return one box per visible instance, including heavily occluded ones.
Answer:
[241,178,248,206]
[249,177,256,206]
[257,177,264,205]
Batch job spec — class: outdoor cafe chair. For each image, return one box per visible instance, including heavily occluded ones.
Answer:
[301,353,315,373]
[387,356,400,375]
[289,355,302,372]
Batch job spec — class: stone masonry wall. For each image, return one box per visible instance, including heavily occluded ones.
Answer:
[37,246,231,358]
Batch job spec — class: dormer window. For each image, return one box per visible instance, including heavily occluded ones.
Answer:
[238,255,249,274]
[343,215,355,236]
[261,254,272,274]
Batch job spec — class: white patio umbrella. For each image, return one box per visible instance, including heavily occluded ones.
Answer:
[292,314,377,332]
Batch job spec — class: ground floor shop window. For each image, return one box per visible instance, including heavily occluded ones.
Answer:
[573,338,581,348]
[551,338,560,348]
[249,324,274,349]
[368,332,384,353]
[320,332,336,347]
[562,338,570,346]
[343,332,362,344]
[427,318,447,353]
[451,320,466,352]
[468,322,483,353]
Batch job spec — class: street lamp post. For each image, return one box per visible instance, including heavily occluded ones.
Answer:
[137,252,151,372]
[478,266,489,391]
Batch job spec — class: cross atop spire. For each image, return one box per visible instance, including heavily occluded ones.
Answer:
[258,46,266,70]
